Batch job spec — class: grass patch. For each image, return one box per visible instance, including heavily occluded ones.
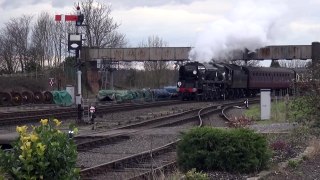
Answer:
[244,100,290,124]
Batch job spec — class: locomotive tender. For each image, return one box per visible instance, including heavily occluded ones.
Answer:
[177,61,296,100]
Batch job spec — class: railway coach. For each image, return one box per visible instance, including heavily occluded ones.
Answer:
[177,61,297,100]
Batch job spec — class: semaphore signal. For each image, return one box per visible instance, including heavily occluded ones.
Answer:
[55,14,78,22]
[54,4,85,123]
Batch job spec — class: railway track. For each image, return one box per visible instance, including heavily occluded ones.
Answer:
[0,100,186,126]
[74,100,233,148]
[78,99,252,179]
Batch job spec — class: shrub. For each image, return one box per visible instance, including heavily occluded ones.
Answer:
[288,159,300,169]
[0,119,79,179]
[184,168,208,180]
[177,127,271,173]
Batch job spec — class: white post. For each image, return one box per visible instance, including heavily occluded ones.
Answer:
[261,89,271,120]
[77,70,82,97]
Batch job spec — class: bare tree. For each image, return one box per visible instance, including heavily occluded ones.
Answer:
[31,12,56,68]
[1,15,33,73]
[231,60,260,67]
[0,34,16,73]
[279,59,308,68]
[139,35,171,88]
[80,0,127,48]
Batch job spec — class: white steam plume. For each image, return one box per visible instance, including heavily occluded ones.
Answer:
[189,0,288,62]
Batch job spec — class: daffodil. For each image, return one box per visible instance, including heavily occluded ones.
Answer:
[30,134,39,142]
[25,141,31,149]
[21,135,31,142]
[36,143,46,156]
[16,125,28,134]
[53,119,62,126]
[40,119,48,126]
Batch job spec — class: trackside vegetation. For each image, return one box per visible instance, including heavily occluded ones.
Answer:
[0,119,79,180]
[177,127,272,173]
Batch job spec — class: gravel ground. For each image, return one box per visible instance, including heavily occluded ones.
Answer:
[263,154,320,180]
[77,125,193,169]
[0,101,212,134]
[5,101,314,179]
[0,104,64,113]
[202,113,229,127]
[94,102,212,123]
[225,107,298,133]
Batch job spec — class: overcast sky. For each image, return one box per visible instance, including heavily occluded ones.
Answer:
[0,0,320,62]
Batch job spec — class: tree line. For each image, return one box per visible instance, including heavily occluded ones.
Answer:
[0,0,127,75]
[0,0,175,89]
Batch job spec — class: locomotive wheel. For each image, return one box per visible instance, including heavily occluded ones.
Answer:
[235,89,240,98]
[0,92,12,106]
[216,90,222,100]
[196,95,203,101]
[240,89,245,98]
[228,89,234,99]
[34,91,44,104]
[11,92,22,106]
[22,91,34,104]
[43,91,53,104]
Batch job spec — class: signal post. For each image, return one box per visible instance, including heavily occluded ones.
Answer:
[55,5,85,123]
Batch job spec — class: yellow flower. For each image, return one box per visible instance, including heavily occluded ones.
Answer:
[53,119,62,126]
[25,141,32,149]
[73,127,79,134]
[40,119,48,126]
[20,135,31,143]
[16,125,28,134]
[30,134,39,142]
[36,143,46,155]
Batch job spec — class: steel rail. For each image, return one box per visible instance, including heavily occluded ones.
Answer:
[79,100,250,179]
[0,100,185,125]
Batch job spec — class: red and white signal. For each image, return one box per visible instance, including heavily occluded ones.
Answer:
[55,15,78,22]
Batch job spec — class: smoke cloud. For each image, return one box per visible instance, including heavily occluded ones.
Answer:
[189,0,288,62]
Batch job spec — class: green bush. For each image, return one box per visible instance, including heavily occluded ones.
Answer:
[289,97,314,124]
[177,127,271,173]
[0,119,79,179]
[288,159,300,169]
[185,168,208,180]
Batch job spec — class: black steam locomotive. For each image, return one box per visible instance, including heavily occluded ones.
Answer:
[177,61,297,100]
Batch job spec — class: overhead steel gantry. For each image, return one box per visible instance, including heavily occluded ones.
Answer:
[81,42,320,62]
